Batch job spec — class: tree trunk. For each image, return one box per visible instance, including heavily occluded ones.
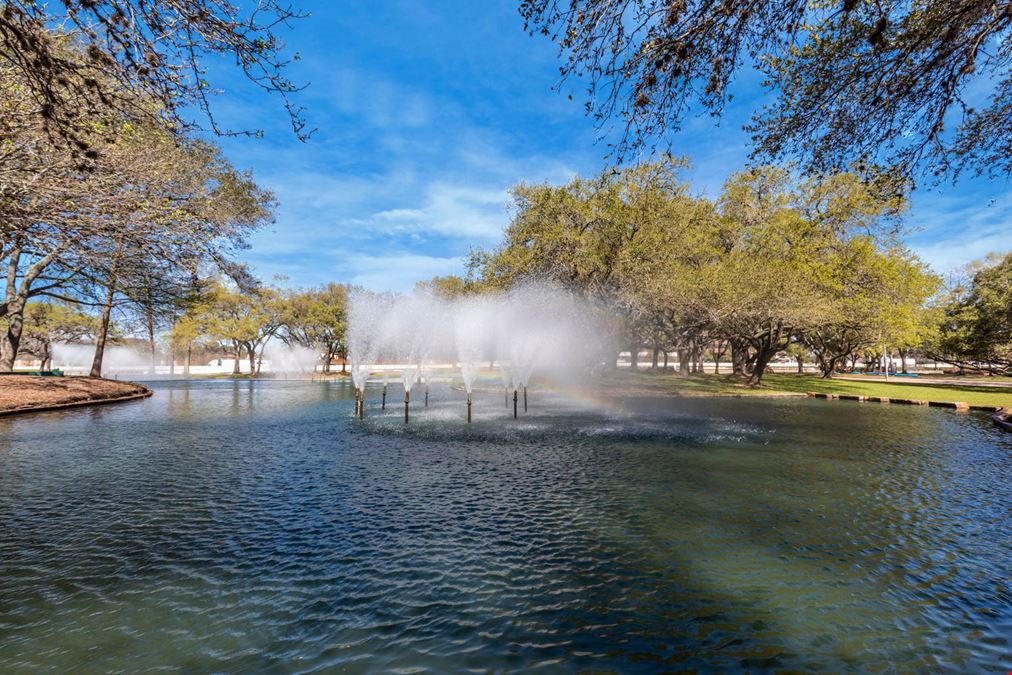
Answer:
[662,351,669,369]
[651,346,659,369]
[731,340,746,377]
[90,282,117,378]
[677,348,689,376]
[233,342,242,375]
[628,344,639,370]
[184,343,192,377]
[797,353,804,374]
[247,344,256,377]
[747,347,777,387]
[0,299,25,371]
[898,347,908,374]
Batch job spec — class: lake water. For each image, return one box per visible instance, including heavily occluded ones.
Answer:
[0,380,1009,672]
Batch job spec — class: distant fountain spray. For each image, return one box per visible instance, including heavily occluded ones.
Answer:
[346,283,613,425]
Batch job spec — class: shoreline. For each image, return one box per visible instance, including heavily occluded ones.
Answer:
[0,376,152,417]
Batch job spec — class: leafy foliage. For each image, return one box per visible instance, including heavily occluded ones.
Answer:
[520,0,1012,181]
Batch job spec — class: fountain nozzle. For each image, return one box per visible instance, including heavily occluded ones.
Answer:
[467,392,472,423]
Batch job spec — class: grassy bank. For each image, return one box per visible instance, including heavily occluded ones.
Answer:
[0,375,149,414]
[603,370,1012,408]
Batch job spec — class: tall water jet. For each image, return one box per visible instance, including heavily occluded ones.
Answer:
[402,365,418,423]
[351,363,369,419]
[421,367,433,407]
[460,361,478,423]
[347,283,615,425]
[499,365,510,408]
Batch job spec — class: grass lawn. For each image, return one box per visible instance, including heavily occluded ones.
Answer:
[602,370,1012,408]
[762,374,1011,408]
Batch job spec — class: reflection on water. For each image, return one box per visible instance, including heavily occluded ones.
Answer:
[0,380,1009,671]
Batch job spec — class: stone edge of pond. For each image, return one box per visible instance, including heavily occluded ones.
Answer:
[806,391,1006,415]
[0,385,153,418]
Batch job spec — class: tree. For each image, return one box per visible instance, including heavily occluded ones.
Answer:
[0,48,275,374]
[932,253,1012,374]
[520,0,1012,181]
[414,275,480,300]
[473,160,921,386]
[15,301,96,369]
[283,283,349,373]
[0,1,309,157]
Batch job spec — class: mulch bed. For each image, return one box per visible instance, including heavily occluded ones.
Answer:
[0,375,149,414]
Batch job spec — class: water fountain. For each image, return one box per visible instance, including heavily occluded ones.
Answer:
[499,365,510,408]
[351,363,369,418]
[421,367,433,407]
[459,361,478,423]
[347,284,611,423]
[401,365,418,423]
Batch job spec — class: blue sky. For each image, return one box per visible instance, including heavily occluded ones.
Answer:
[207,0,1010,291]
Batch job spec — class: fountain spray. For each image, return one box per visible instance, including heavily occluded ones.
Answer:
[401,365,418,423]
[459,362,478,424]
[350,364,369,419]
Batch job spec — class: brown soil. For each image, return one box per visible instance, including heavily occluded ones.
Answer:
[0,375,149,414]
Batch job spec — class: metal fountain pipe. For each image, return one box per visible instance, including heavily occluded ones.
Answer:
[513,389,518,419]
[523,385,528,413]
[381,383,387,410]
[358,388,365,419]
[467,392,472,423]
[425,383,429,407]
[404,389,410,423]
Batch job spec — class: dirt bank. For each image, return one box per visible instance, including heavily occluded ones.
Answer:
[0,376,151,415]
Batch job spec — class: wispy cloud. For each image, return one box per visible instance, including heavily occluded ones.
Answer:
[207,1,1008,292]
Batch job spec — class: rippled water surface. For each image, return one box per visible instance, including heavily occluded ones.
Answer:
[1,380,1010,672]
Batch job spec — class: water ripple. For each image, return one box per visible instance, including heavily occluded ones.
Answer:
[0,381,1009,672]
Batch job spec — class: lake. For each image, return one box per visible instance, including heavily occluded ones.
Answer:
[1,380,1009,671]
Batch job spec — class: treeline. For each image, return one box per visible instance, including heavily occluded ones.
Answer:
[0,38,273,376]
[428,159,1010,383]
[1,1,310,377]
[931,254,1012,375]
[169,281,349,376]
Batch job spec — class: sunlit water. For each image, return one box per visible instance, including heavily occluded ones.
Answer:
[0,380,1009,672]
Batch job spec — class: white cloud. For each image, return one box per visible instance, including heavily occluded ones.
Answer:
[374,208,426,221]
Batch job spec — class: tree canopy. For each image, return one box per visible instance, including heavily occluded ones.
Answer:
[1,0,309,156]
[520,0,1012,181]
[472,158,937,384]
